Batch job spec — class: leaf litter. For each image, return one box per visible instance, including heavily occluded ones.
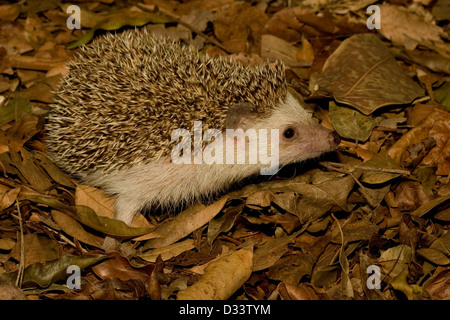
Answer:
[0,0,449,301]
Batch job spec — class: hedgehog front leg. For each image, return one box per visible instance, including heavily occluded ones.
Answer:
[114,194,141,225]
[102,195,142,251]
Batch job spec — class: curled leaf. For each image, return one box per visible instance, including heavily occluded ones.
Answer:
[177,247,253,300]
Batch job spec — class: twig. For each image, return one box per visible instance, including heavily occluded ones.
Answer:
[331,213,350,298]
[321,161,410,176]
[331,213,345,246]
[15,199,25,288]
[7,55,67,71]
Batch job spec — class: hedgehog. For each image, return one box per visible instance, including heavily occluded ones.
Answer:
[46,28,340,225]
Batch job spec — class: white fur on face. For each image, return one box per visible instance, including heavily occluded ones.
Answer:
[251,92,338,165]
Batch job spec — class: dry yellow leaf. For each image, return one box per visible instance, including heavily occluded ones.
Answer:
[142,196,228,249]
[75,185,115,219]
[177,247,253,300]
[75,185,155,233]
[0,186,20,211]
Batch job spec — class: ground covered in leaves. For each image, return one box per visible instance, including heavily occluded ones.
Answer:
[0,0,449,301]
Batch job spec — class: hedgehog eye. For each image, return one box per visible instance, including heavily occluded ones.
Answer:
[283,128,295,139]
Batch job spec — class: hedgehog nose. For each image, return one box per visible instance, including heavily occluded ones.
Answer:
[330,131,341,147]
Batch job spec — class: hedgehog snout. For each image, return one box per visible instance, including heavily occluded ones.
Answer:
[329,131,341,148]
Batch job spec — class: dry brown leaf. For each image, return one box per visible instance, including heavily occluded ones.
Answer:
[179,7,214,34]
[51,210,104,248]
[394,181,431,212]
[177,247,253,300]
[260,34,300,65]
[142,196,228,249]
[187,245,233,275]
[146,267,161,300]
[260,213,300,234]
[423,268,450,300]
[281,175,354,223]
[267,254,315,285]
[417,248,450,266]
[430,230,450,254]
[378,244,412,279]
[271,192,298,212]
[0,113,39,154]
[139,239,195,263]
[407,103,435,126]
[359,184,391,208]
[0,23,33,57]
[388,108,450,174]
[293,6,338,34]
[75,185,155,241]
[34,152,75,188]
[253,235,294,271]
[75,185,115,219]
[8,233,61,268]
[32,196,154,239]
[0,149,52,192]
[296,36,314,63]
[263,7,305,42]
[207,205,242,246]
[92,251,153,282]
[213,3,268,53]
[0,281,27,300]
[331,218,379,244]
[278,282,331,300]
[7,55,67,71]
[412,194,450,218]
[75,185,154,233]
[421,112,450,175]
[312,34,424,115]
[0,4,21,22]
[0,186,20,211]
[0,237,16,251]
[378,4,445,51]
[389,267,420,299]
[245,190,274,207]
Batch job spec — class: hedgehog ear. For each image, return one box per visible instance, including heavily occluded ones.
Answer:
[225,103,258,130]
